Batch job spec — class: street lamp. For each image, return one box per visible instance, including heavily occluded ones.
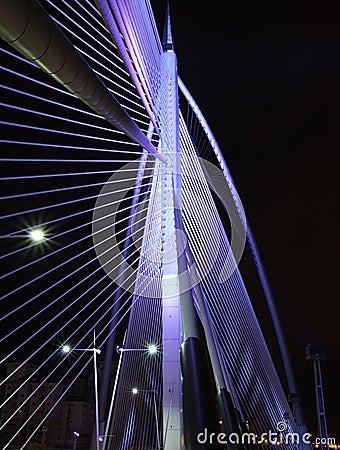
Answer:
[62,332,101,450]
[116,343,159,355]
[0,227,47,242]
[103,342,160,448]
[73,431,79,450]
[147,344,158,355]
[28,228,46,242]
[98,434,116,442]
[131,388,160,449]
[62,344,71,354]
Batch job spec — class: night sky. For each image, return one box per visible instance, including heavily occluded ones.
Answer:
[151,0,340,440]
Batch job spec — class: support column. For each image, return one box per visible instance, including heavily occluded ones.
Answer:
[159,7,183,447]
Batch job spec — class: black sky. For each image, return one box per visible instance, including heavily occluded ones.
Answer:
[151,0,340,439]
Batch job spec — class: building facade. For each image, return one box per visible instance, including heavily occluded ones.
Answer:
[0,361,116,449]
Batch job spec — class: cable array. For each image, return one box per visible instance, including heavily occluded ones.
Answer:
[107,161,164,449]
[179,107,297,439]
[0,1,159,448]
[0,1,300,449]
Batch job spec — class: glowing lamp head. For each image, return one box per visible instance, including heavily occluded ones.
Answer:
[62,345,71,354]
[132,387,138,395]
[148,344,157,355]
[29,228,45,242]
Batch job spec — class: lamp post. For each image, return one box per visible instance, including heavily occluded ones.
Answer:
[107,343,160,448]
[62,331,101,450]
[73,431,79,450]
[306,344,329,450]
[41,425,47,445]
[98,434,116,442]
[132,388,160,449]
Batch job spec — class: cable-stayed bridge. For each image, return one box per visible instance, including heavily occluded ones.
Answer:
[0,1,312,449]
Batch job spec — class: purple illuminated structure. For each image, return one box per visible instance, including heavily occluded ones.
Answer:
[0,1,310,450]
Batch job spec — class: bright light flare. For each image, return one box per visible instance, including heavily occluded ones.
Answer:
[62,344,71,354]
[148,344,158,355]
[132,387,138,395]
[28,228,46,242]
